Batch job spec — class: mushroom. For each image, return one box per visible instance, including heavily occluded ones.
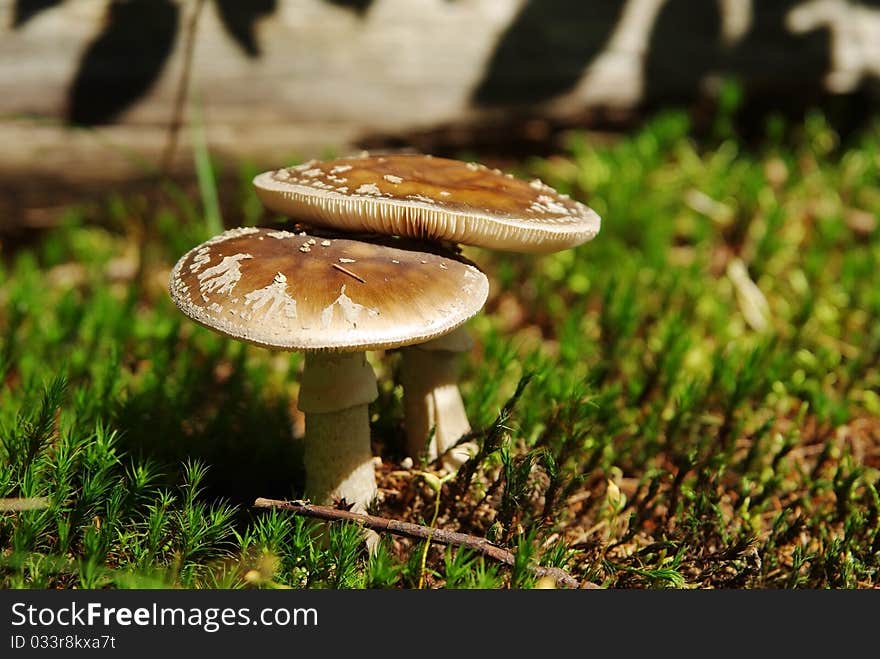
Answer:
[252,153,600,253]
[253,154,601,468]
[397,325,476,467]
[168,227,489,512]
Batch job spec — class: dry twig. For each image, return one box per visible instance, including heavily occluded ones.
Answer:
[0,497,50,512]
[158,0,206,174]
[253,497,584,588]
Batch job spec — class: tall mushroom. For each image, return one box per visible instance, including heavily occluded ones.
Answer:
[253,153,600,468]
[252,153,600,254]
[169,227,489,511]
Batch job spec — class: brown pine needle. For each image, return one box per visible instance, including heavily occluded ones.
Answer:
[331,263,366,283]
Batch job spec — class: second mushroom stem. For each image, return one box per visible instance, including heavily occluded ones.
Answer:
[399,325,478,471]
[298,351,379,513]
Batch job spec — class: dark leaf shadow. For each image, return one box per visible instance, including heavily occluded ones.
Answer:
[66,0,179,126]
[472,0,623,107]
[325,0,374,15]
[214,0,277,57]
[12,0,63,28]
[641,0,721,105]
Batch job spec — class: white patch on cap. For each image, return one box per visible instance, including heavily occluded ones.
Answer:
[529,193,574,217]
[241,272,298,322]
[355,183,382,196]
[320,284,379,329]
[267,230,294,240]
[535,194,570,215]
[383,174,403,184]
[197,253,253,300]
[330,164,353,174]
[200,226,259,248]
[189,246,212,273]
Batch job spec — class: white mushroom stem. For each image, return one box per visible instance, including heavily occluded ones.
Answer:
[399,326,478,471]
[298,351,378,513]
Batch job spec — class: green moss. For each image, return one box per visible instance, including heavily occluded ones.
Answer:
[2,110,878,588]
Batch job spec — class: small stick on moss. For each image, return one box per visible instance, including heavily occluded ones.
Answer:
[0,497,50,512]
[252,497,583,588]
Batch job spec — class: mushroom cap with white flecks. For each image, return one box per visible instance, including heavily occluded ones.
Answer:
[252,153,600,254]
[168,227,489,352]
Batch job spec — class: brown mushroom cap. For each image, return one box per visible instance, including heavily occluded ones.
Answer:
[252,153,600,254]
[168,227,489,352]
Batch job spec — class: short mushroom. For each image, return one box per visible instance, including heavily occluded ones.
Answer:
[168,227,489,512]
[253,154,601,468]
